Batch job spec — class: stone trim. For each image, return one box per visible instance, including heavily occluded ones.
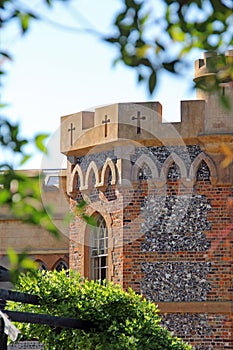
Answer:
[66,145,223,198]
[8,341,43,349]
[189,152,217,184]
[99,157,117,186]
[131,154,160,182]
[84,161,100,190]
[162,152,188,180]
[69,163,84,192]
[158,301,233,314]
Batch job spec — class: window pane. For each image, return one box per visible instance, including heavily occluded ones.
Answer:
[90,214,108,281]
[55,260,68,272]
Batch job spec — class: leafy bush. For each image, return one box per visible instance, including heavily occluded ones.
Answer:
[9,270,192,350]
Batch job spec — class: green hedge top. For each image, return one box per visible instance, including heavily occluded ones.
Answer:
[8,270,192,350]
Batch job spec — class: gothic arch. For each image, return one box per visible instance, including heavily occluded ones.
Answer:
[131,154,159,181]
[100,157,117,186]
[84,161,100,189]
[189,152,217,183]
[161,152,187,180]
[69,164,84,192]
[53,259,69,272]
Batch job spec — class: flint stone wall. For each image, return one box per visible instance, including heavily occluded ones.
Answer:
[141,261,211,302]
[141,194,211,252]
[161,314,213,348]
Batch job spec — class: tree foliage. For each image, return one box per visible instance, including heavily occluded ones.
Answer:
[1,0,233,97]
[9,270,192,350]
[105,0,233,97]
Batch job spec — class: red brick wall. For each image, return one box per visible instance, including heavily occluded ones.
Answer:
[68,148,232,349]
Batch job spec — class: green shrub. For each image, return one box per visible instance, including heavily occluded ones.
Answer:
[9,270,192,350]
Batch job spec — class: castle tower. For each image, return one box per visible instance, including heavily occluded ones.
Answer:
[60,52,233,349]
[194,50,233,133]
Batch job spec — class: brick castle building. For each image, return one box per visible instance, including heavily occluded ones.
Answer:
[60,51,233,349]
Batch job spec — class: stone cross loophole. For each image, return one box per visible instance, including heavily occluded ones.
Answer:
[102,115,110,137]
[132,111,146,134]
[68,122,75,146]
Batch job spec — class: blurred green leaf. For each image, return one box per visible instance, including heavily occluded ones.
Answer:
[45,0,52,5]
[34,133,49,154]
[163,61,177,73]
[7,248,38,284]
[7,247,18,266]
[220,94,231,110]
[76,200,97,226]
[0,50,12,60]
[105,0,233,95]
[0,102,10,108]
[149,70,157,94]
[77,199,87,210]
[0,169,59,236]
[20,154,31,166]
[0,189,11,202]
[82,214,97,227]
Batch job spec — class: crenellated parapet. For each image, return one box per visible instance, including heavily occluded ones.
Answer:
[61,93,232,161]
[61,99,232,151]
[60,101,206,155]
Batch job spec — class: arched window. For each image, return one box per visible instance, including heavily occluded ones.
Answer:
[55,260,68,272]
[104,165,113,185]
[167,162,181,181]
[196,160,210,181]
[89,214,108,281]
[36,260,48,271]
[138,163,152,180]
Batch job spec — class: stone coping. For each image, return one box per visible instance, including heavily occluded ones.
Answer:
[158,301,233,314]
[8,341,43,350]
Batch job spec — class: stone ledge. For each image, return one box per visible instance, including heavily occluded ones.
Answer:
[8,341,43,349]
[158,301,233,314]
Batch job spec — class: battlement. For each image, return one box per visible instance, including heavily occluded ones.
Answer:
[60,100,232,155]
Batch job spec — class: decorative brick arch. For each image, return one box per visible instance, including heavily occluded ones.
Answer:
[189,152,217,183]
[84,161,100,189]
[131,154,160,182]
[100,157,117,186]
[161,152,188,180]
[69,164,84,192]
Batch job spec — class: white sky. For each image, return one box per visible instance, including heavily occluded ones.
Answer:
[2,0,200,170]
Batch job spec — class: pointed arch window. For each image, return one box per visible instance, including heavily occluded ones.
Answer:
[89,214,108,281]
[36,260,48,271]
[76,174,81,189]
[104,165,112,185]
[55,260,68,272]
[138,163,152,180]
[167,162,181,181]
[196,160,210,181]
[90,170,96,187]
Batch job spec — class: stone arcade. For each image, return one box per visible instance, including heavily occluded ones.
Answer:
[60,52,233,349]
